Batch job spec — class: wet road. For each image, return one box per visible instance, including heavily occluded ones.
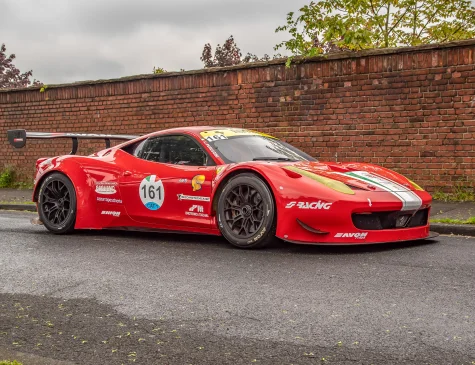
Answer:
[1,211,474,364]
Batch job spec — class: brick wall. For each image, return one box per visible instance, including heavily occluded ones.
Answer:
[1,39,474,192]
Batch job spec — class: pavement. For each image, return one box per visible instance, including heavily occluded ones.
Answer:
[1,188,474,236]
[1,211,475,365]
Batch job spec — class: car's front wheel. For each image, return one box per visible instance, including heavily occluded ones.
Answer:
[38,172,77,234]
[217,173,276,249]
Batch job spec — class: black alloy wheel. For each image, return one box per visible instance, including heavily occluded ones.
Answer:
[218,173,276,248]
[38,172,77,234]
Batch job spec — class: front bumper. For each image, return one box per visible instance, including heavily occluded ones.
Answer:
[276,191,434,245]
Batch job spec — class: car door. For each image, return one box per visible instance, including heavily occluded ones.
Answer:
[117,134,216,229]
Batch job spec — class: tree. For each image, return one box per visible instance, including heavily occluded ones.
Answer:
[153,66,167,74]
[0,43,42,89]
[201,35,281,68]
[275,0,475,57]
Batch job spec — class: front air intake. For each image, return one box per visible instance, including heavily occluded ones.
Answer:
[352,209,429,230]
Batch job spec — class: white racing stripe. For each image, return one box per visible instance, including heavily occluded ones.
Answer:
[340,171,422,211]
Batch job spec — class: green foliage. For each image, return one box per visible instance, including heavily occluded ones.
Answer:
[39,84,48,92]
[0,361,23,365]
[153,67,167,74]
[0,167,15,188]
[275,0,475,58]
[433,186,475,202]
[430,217,475,225]
[0,167,33,189]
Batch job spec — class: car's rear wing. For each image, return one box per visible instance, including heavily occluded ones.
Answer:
[7,129,139,155]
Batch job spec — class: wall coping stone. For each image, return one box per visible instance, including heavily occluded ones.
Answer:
[1,38,474,94]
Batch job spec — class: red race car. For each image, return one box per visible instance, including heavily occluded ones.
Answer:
[7,127,437,248]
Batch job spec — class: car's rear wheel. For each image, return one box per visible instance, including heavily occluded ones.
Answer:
[217,173,276,249]
[38,172,77,234]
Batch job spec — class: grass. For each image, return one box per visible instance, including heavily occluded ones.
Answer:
[0,361,23,365]
[430,217,475,225]
[0,201,35,205]
[432,186,475,202]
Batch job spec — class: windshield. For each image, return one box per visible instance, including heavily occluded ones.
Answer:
[205,135,316,164]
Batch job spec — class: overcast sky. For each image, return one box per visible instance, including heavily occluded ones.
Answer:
[1,0,308,85]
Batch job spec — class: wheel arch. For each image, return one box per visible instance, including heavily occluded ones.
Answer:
[33,169,75,202]
[211,168,278,217]
[34,162,101,229]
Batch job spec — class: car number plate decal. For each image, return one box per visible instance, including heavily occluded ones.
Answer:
[140,175,165,211]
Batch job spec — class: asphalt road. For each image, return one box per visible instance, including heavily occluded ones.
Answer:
[0,211,474,365]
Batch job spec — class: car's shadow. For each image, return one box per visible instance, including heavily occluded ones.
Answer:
[69,228,440,255]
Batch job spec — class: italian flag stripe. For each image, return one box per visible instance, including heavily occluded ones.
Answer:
[342,171,422,211]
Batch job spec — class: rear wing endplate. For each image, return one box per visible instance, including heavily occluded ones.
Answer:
[7,129,139,155]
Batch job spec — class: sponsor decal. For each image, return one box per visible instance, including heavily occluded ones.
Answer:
[203,141,221,158]
[216,166,225,176]
[97,197,123,204]
[177,194,210,202]
[185,205,209,218]
[95,182,117,195]
[200,128,277,141]
[334,232,368,239]
[140,175,165,211]
[179,178,188,183]
[368,198,372,207]
[101,210,120,217]
[342,171,422,211]
[285,201,332,210]
[248,227,267,243]
[192,175,205,191]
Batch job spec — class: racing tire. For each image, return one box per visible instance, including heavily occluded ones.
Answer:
[217,173,276,249]
[38,172,77,234]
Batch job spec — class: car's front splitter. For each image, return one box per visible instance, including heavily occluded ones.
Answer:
[281,231,439,246]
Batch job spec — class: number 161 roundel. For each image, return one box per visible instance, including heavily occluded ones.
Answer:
[140,175,164,211]
[7,126,438,249]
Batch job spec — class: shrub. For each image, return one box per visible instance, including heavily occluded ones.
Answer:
[0,167,15,188]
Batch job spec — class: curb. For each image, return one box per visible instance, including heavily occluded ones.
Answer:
[0,204,37,212]
[430,223,475,237]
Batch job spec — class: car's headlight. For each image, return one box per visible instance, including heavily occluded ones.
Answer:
[283,166,355,195]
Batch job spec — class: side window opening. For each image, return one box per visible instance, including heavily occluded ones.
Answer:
[131,135,215,167]
[121,139,147,156]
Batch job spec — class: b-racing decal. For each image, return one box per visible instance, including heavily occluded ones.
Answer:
[285,201,332,210]
[192,175,205,191]
[343,171,422,211]
[335,232,368,239]
[101,210,120,217]
[95,182,117,195]
[185,205,209,218]
[177,194,210,202]
[97,197,123,204]
[140,175,165,211]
